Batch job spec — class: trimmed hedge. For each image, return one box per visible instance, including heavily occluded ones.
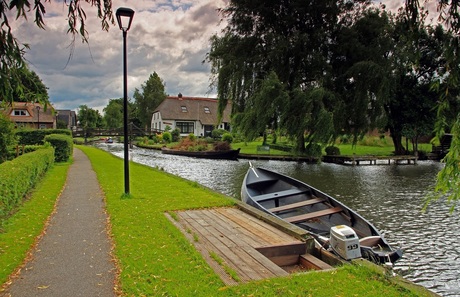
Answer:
[16,129,72,145]
[44,134,73,162]
[0,147,55,218]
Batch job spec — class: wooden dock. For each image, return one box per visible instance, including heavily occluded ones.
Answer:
[167,207,334,285]
[323,155,418,166]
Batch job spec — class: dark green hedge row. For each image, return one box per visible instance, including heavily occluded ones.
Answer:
[45,134,73,162]
[16,129,72,145]
[269,143,293,152]
[0,147,55,218]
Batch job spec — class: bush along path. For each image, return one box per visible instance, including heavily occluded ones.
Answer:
[2,148,116,297]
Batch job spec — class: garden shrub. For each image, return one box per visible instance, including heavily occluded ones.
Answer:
[0,147,55,218]
[325,146,340,156]
[211,129,226,139]
[162,132,172,143]
[305,143,322,158]
[222,133,233,143]
[16,129,71,145]
[171,128,180,142]
[44,134,73,162]
[213,141,231,151]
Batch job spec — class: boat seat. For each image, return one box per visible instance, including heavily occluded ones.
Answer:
[253,188,309,202]
[285,206,343,223]
[269,197,326,213]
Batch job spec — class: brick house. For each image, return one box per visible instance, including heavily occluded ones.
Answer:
[2,102,57,129]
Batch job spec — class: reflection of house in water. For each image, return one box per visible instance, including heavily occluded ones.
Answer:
[431,133,452,160]
[151,93,232,137]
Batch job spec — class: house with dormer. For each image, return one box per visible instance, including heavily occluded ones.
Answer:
[2,102,57,129]
[151,94,232,137]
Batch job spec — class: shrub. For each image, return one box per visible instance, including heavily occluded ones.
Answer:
[16,129,71,145]
[211,129,226,139]
[325,146,340,156]
[0,147,55,218]
[44,134,73,162]
[213,141,231,151]
[222,133,233,143]
[305,143,322,158]
[0,114,17,162]
[162,132,172,143]
[188,133,196,141]
[171,129,180,142]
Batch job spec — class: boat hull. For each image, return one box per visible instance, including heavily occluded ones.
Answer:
[241,166,402,264]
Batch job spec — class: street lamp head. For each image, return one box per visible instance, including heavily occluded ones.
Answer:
[116,7,135,32]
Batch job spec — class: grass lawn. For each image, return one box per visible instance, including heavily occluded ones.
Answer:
[76,145,430,296]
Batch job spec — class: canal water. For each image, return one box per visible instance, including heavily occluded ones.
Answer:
[99,144,459,296]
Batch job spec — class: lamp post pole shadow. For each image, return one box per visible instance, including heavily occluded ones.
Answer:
[116,7,135,195]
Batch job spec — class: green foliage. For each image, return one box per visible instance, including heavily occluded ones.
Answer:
[44,134,73,162]
[0,113,17,162]
[1,1,113,104]
[325,146,340,156]
[162,132,172,143]
[222,133,233,143]
[16,129,71,145]
[305,143,322,158]
[188,133,196,141]
[211,129,226,139]
[78,105,104,130]
[171,128,180,142]
[103,98,123,129]
[0,147,54,218]
[132,72,166,130]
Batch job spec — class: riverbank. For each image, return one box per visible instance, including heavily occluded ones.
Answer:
[0,146,440,296]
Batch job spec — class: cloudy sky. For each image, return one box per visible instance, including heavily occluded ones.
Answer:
[11,0,228,112]
[10,0,427,113]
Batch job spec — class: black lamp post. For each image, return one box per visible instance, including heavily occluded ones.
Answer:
[116,7,135,195]
[36,105,41,129]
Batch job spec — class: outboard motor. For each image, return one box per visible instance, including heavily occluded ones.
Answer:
[330,225,362,260]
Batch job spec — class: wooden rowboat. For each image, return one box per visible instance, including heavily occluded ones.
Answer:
[161,147,240,160]
[241,164,402,265]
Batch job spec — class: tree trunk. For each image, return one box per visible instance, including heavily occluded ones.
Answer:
[295,133,306,154]
[390,128,405,155]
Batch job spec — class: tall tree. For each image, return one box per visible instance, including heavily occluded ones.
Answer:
[11,66,49,104]
[77,105,103,130]
[1,0,114,105]
[404,1,460,210]
[208,0,370,153]
[103,98,123,129]
[133,72,166,131]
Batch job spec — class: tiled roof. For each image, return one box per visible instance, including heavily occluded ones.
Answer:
[154,96,231,125]
[3,102,56,123]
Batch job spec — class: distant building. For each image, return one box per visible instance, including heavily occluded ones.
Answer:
[2,102,56,129]
[151,94,232,137]
[56,109,77,130]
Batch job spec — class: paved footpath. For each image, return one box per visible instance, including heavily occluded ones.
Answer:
[3,148,116,297]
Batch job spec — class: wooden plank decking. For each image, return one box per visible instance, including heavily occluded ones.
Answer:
[167,207,308,285]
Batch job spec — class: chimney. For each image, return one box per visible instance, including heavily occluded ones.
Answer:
[178,93,183,99]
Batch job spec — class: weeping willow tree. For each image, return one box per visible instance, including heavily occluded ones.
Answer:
[207,0,373,154]
[402,1,460,211]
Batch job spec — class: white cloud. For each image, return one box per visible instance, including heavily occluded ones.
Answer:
[11,0,227,112]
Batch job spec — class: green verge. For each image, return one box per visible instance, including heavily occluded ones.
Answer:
[0,161,71,286]
[78,145,431,297]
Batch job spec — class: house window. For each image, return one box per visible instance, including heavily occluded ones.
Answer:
[204,107,210,114]
[12,109,28,116]
[181,106,187,112]
[176,122,194,133]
